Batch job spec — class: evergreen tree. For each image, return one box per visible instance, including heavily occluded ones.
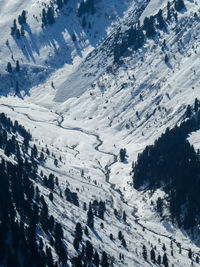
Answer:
[7,62,12,73]
[142,245,147,261]
[157,9,165,29]
[101,251,109,267]
[75,222,82,241]
[174,0,185,12]
[16,60,20,72]
[150,248,156,263]
[42,9,47,26]
[163,252,168,267]
[49,192,53,202]
[94,251,99,267]
[87,203,94,229]
[123,211,127,222]
[47,7,55,24]
[73,237,79,251]
[11,19,17,35]
[119,148,126,162]
[85,240,93,261]
[16,29,21,39]
[186,105,192,118]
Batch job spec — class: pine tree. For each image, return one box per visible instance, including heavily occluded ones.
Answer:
[73,237,79,251]
[174,0,185,12]
[142,245,147,261]
[101,251,109,267]
[163,252,168,267]
[42,9,47,26]
[150,248,156,263]
[123,211,126,222]
[75,222,82,241]
[87,203,94,229]
[7,62,12,73]
[16,29,21,39]
[157,9,165,29]
[94,251,100,267]
[11,19,17,35]
[16,60,20,72]
[49,192,53,201]
[85,240,93,261]
[186,105,192,118]
[47,7,55,24]
[72,33,77,41]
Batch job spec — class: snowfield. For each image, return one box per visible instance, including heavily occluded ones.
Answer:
[1,0,200,266]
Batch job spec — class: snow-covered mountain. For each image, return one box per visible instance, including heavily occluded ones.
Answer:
[1,0,200,266]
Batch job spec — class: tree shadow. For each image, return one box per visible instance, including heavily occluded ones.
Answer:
[24,24,40,56]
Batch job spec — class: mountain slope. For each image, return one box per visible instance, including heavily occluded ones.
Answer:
[1,0,200,266]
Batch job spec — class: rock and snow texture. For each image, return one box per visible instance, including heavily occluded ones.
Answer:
[1,0,200,266]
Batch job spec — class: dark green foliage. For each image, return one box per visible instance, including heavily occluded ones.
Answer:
[47,7,55,24]
[84,226,89,236]
[165,54,169,63]
[49,192,53,201]
[7,62,12,73]
[156,197,163,216]
[65,187,79,206]
[42,9,47,26]
[142,245,147,260]
[133,106,200,228]
[73,237,79,251]
[122,238,126,248]
[157,9,165,29]
[174,0,185,12]
[85,240,93,261]
[188,248,192,259]
[94,251,100,266]
[163,252,168,267]
[75,222,82,241]
[157,254,161,265]
[16,29,21,39]
[11,19,17,35]
[72,255,82,267]
[87,203,94,229]
[119,148,126,162]
[18,10,27,25]
[72,33,77,41]
[101,251,109,267]
[16,60,20,72]
[118,231,123,241]
[186,105,191,118]
[143,16,156,38]
[123,211,126,222]
[150,248,156,262]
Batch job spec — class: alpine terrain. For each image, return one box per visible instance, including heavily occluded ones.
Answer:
[0,0,200,266]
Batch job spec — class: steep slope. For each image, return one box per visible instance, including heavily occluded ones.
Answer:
[1,0,200,266]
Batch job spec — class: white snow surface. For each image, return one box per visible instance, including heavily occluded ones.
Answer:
[1,0,200,266]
